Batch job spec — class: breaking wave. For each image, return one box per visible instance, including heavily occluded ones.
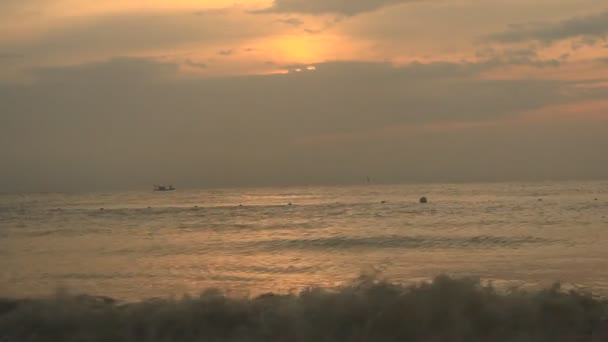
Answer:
[1,275,607,342]
[253,235,554,251]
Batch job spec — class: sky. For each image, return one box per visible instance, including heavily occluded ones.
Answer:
[1,0,607,192]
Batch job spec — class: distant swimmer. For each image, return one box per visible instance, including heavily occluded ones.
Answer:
[419,197,428,204]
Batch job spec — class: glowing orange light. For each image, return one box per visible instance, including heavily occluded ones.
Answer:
[266,35,329,63]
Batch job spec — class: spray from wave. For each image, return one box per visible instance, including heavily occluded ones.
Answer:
[1,275,607,342]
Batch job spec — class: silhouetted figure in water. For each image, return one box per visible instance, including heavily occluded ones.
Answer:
[419,197,428,204]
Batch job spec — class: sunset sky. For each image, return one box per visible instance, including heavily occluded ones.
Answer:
[1,0,607,191]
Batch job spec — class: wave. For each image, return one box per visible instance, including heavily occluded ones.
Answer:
[253,234,554,251]
[1,275,607,342]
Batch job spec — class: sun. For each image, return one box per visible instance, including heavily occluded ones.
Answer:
[267,34,332,63]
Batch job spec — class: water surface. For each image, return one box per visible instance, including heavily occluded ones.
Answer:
[1,181,607,300]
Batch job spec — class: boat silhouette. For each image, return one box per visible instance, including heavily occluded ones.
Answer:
[153,185,175,192]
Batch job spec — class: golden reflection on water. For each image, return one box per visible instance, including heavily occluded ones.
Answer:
[1,182,608,300]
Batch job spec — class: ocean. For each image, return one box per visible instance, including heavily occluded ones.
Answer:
[2,181,607,299]
[1,181,608,341]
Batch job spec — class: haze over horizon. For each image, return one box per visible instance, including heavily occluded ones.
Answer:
[1,0,607,192]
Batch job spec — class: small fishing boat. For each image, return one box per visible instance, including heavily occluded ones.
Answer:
[153,185,175,192]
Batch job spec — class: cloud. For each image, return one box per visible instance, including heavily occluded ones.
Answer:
[185,59,208,69]
[476,47,561,68]
[301,17,344,34]
[1,57,606,191]
[218,49,234,56]
[487,10,608,44]
[32,57,178,84]
[254,0,419,16]
[0,0,42,16]
[570,35,600,50]
[0,53,24,59]
[276,17,304,26]
[304,28,323,34]
[0,10,277,62]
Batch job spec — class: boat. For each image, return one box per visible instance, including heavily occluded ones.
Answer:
[153,185,175,191]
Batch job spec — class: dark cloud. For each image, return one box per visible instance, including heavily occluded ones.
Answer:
[300,17,345,34]
[476,47,561,68]
[503,47,538,59]
[1,57,606,191]
[303,18,343,34]
[571,36,600,50]
[32,57,178,84]
[254,0,419,16]
[276,17,304,26]
[185,59,208,69]
[487,10,608,44]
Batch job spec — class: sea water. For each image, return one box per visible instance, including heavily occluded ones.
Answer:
[2,181,607,300]
[2,181,608,341]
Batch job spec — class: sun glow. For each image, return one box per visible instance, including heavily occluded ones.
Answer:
[266,35,335,63]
